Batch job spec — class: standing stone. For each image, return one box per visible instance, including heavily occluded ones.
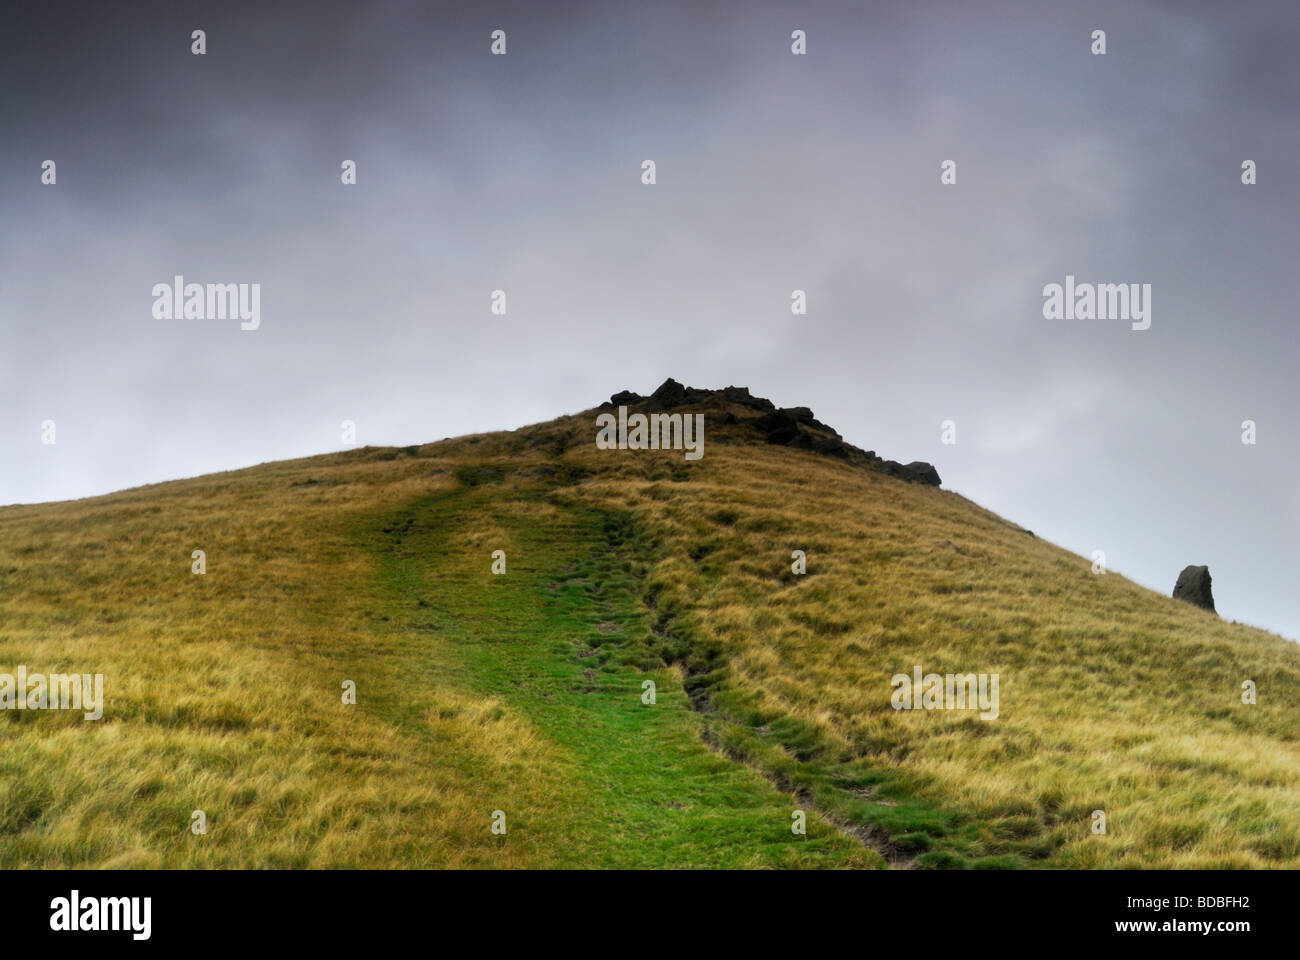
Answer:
[1172,565,1216,613]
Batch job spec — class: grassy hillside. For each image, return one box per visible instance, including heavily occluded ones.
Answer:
[2,385,1297,868]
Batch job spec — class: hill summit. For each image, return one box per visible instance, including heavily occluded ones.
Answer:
[600,378,942,486]
[1,381,1297,869]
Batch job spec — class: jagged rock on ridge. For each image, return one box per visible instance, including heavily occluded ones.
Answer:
[879,460,942,486]
[902,461,941,486]
[644,377,688,411]
[596,380,941,486]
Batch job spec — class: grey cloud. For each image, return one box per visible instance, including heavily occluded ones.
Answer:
[1,0,1297,638]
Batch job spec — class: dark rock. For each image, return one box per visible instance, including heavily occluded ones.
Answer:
[753,407,836,437]
[751,408,849,458]
[644,378,688,411]
[803,433,848,457]
[1173,565,1216,613]
[903,461,941,486]
[879,460,942,486]
[753,409,804,444]
[596,380,940,486]
[719,386,775,411]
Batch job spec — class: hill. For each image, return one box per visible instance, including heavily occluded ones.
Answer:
[2,380,1298,868]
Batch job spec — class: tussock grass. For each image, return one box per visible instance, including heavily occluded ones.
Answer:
[2,400,1297,867]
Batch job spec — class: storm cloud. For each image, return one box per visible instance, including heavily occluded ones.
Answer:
[2,0,1297,638]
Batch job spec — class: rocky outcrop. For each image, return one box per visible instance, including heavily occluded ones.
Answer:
[1173,565,1216,613]
[643,377,688,412]
[752,408,851,458]
[601,379,941,486]
[880,460,941,486]
[618,378,777,415]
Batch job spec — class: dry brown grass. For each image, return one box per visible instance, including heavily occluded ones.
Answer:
[2,398,1297,867]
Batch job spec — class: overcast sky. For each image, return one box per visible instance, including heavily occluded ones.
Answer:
[2,0,1297,640]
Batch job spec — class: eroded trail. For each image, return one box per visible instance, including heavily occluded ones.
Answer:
[365,484,882,868]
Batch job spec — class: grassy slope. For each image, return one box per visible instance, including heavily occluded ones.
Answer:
[1,396,1297,867]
